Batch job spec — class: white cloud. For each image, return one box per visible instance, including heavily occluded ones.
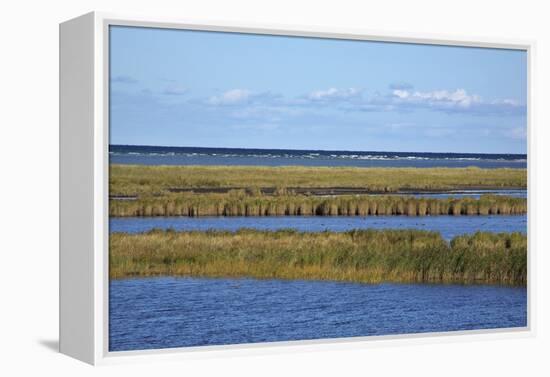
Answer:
[307,87,361,100]
[304,86,523,116]
[491,98,520,106]
[392,89,410,99]
[392,88,482,108]
[208,89,252,105]
[200,86,523,118]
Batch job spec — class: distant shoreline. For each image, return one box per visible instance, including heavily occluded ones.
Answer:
[109,144,527,160]
[109,144,527,161]
[109,146,527,169]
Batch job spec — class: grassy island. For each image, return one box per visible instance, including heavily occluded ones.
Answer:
[109,165,527,217]
[110,229,527,285]
[109,192,526,217]
[110,165,527,196]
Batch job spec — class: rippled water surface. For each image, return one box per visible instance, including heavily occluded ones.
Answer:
[109,277,527,351]
[109,145,526,168]
[110,215,526,240]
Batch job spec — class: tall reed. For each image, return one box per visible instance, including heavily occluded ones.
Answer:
[109,193,527,217]
[110,229,527,285]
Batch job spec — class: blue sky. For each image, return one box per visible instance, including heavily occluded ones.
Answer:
[110,26,527,154]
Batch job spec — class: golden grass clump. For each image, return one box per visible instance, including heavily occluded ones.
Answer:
[109,229,527,285]
[109,193,527,217]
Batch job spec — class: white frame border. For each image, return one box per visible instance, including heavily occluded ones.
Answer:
[66,11,537,365]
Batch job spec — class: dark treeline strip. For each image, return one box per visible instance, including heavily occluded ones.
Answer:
[110,229,527,285]
[109,193,527,217]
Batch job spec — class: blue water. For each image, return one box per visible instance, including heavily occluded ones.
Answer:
[110,215,526,241]
[109,277,527,351]
[108,145,528,351]
[109,145,526,168]
[403,189,526,199]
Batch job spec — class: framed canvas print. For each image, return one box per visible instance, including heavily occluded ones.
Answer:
[59,12,533,365]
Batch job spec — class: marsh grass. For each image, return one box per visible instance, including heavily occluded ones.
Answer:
[109,229,526,285]
[109,193,527,217]
[110,165,526,196]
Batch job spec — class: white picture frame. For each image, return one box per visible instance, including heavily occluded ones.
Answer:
[59,11,536,365]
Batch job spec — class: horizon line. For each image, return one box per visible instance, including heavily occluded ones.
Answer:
[108,143,527,156]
